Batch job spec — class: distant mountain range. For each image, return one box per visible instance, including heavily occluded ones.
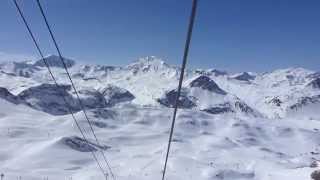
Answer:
[0,55,319,119]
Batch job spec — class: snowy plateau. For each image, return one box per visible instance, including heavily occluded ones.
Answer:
[0,55,320,180]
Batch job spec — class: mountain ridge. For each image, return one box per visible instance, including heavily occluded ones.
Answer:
[0,55,319,119]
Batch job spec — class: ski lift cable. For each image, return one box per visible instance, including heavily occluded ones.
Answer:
[12,0,107,178]
[35,0,116,179]
[161,0,198,180]
[14,0,197,178]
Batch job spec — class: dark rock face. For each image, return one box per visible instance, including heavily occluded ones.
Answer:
[18,84,78,115]
[210,69,228,76]
[80,64,117,73]
[72,73,85,78]
[16,83,134,115]
[3,83,135,115]
[310,160,320,168]
[311,170,320,180]
[215,170,255,179]
[307,72,320,79]
[0,87,20,104]
[101,85,135,106]
[290,95,320,111]
[59,136,110,152]
[308,78,320,89]
[34,55,75,68]
[235,101,255,114]
[91,121,108,128]
[194,69,208,76]
[202,103,234,114]
[61,136,97,152]
[194,69,227,77]
[286,75,294,80]
[190,76,227,95]
[234,72,255,81]
[82,77,101,82]
[94,65,116,72]
[18,70,31,78]
[0,70,16,77]
[77,89,106,109]
[91,109,117,128]
[268,97,282,107]
[157,88,196,108]
[0,62,39,78]
[92,109,117,119]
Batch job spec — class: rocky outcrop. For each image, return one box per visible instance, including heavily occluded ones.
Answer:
[0,87,20,104]
[202,103,234,114]
[194,69,227,77]
[0,83,135,115]
[268,97,282,107]
[311,170,320,180]
[190,76,227,95]
[215,169,255,179]
[18,84,78,115]
[76,89,106,109]
[33,55,75,68]
[308,78,320,89]
[59,136,110,152]
[234,72,255,81]
[157,88,196,108]
[0,61,39,78]
[289,95,320,111]
[235,101,255,114]
[202,101,259,116]
[100,85,135,106]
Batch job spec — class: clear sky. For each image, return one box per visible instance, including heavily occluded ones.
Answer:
[0,0,319,72]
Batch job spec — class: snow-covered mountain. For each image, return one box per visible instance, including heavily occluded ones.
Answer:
[1,55,318,119]
[158,75,261,117]
[0,55,319,180]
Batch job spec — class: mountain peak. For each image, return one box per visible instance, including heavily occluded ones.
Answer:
[233,72,256,81]
[33,55,75,68]
[126,56,175,74]
[270,67,314,77]
[194,68,228,76]
[208,69,228,76]
[129,56,167,67]
[190,75,227,95]
[307,78,320,89]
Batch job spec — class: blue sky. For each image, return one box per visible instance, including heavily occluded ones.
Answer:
[1,0,320,72]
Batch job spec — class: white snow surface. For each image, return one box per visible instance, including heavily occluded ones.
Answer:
[0,55,319,180]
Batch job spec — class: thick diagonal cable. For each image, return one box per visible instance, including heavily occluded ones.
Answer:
[12,0,106,178]
[35,0,115,179]
[161,0,198,180]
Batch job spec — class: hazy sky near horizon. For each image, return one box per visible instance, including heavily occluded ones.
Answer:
[0,0,319,72]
